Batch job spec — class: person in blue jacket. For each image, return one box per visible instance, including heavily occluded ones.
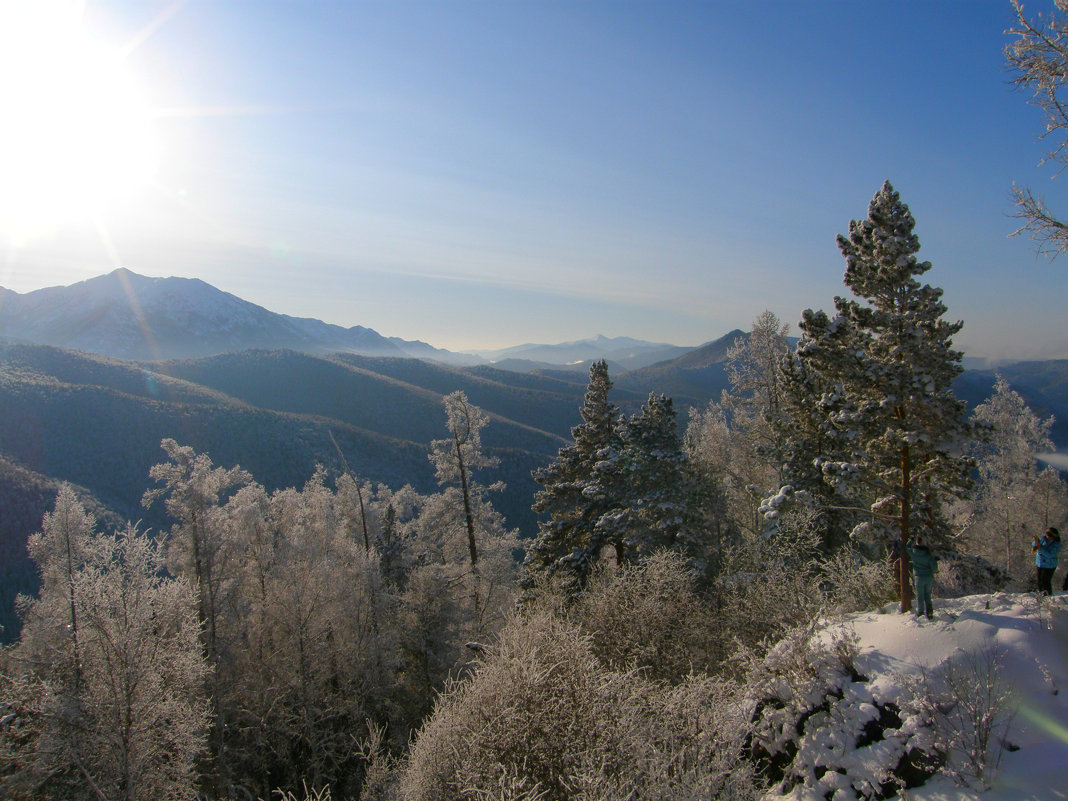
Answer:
[906,537,938,619]
[1033,527,1061,596]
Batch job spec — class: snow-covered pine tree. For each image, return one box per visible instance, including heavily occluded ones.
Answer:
[592,393,699,565]
[525,360,618,589]
[768,182,974,612]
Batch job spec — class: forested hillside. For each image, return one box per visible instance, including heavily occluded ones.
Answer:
[2,336,1066,643]
[0,344,574,639]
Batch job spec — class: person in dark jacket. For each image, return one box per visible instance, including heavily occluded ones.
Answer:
[1033,527,1061,596]
[906,537,938,619]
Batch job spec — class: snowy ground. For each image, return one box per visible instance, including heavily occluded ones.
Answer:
[816,592,1068,801]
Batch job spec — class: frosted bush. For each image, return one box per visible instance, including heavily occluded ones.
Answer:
[573,550,724,681]
[398,611,760,801]
[934,552,1010,598]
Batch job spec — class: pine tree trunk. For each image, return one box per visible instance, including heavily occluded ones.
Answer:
[899,444,913,614]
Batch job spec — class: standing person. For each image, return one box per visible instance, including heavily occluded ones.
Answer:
[1033,527,1061,596]
[906,537,938,620]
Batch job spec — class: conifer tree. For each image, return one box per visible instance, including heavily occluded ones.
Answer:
[768,182,973,612]
[525,360,618,588]
[593,393,696,563]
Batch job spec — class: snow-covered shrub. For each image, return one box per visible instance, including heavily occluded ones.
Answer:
[743,624,941,800]
[398,611,759,801]
[819,548,897,615]
[714,510,829,660]
[900,645,1015,790]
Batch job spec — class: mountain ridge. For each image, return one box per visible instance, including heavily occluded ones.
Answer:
[0,269,708,369]
[0,268,474,364]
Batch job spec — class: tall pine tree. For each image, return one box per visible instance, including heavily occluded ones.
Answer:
[525,360,618,589]
[769,182,973,612]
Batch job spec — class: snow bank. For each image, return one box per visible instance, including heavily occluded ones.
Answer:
[760,592,1068,801]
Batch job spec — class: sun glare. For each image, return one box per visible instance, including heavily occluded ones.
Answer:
[0,1,159,244]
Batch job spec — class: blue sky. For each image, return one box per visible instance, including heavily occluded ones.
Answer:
[1,0,1065,359]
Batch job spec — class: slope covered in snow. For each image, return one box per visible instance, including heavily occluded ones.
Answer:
[762,593,1068,801]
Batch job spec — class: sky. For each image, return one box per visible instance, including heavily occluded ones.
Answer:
[0,0,1065,359]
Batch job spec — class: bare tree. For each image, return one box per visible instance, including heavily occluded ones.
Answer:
[1007,0,1068,257]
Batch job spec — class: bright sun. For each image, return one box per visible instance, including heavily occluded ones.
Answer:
[0,1,159,244]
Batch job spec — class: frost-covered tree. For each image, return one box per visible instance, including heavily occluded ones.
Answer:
[724,310,791,441]
[593,393,710,570]
[18,485,95,692]
[966,375,1067,581]
[211,471,402,797]
[142,439,251,791]
[427,391,515,634]
[1006,0,1068,257]
[6,513,209,801]
[688,312,791,537]
[429,392,499,573]
[768,182,974,612]
[526,360,619,588]
[142,439,251,660]
[765,346,849,522]
[65,526,210,801]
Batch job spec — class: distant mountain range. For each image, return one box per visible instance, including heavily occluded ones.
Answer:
[472,335,698,372]
[0,269,710,370]
[0,268,471,364]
